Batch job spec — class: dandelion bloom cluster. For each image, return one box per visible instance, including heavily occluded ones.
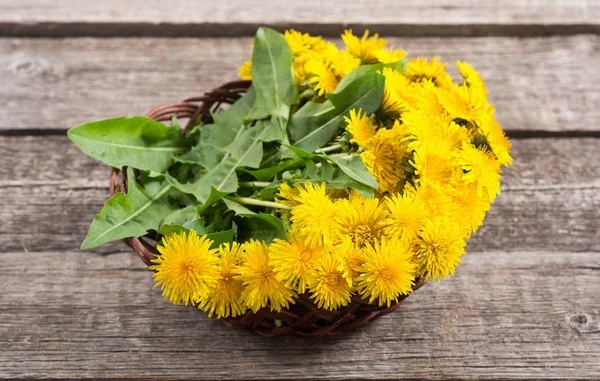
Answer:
[147,28,512,318]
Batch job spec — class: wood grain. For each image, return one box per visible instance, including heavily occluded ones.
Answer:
[0,0,599,37]
[1,35,599,133]
[0,249,598,379]
[1,136,599,254]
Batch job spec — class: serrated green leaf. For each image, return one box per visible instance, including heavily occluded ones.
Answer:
[168,120,282,203]
[81,168,176,249]
[289,72,384,151]
[68,117,187,173]
[161,205,200,226]
[327,170,375,198]
[326,154,378,188]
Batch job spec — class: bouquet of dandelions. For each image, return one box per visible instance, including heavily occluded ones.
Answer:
[68,27,511,336]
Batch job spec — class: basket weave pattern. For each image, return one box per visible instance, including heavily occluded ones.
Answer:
[109,80,426,337]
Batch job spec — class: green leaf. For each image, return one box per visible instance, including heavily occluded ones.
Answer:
[244,158,303,181]
[223,199,256,215]
[235,213,287,244]
[248,27,297,121]
[289,72,385,151]
[178,88,256,167]
[161,205,200,226]
[335,59,407,93]
[81,168,176,249]
[68,116,187,173]
[168,120,282,204]
[205,229,235,249]
[326,154,378,188]
[327,170,375,198]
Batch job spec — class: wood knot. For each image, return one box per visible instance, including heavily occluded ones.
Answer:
[567,313,600,334]
[9,54,66,81]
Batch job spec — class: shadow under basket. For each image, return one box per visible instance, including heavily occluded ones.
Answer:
[109,80,427,337]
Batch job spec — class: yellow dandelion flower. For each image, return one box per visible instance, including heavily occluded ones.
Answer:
[342,29,387,64]
[361,127,408,193]
[344,108,378,148]
[277,183,302,208]
[325,47,361,78]
[356,237,417,307]
[150,230,220,305]
[332,193,388,247]
[307,252,352,310]
[449,180,490,235]
[384,191,428,241]
[331,237,363,287]
[305,58,339,95]
[373,47,407,64]
[238,59,253,81]
[455,141,502,201]
[411,183,459,220]
[284,29,328,56]
[197,242,245,318]
[411,139,459,187]
[290,182,337,247]
[236,240,295,313]
[269,234,324,293]
[406,56,453,89]
[456,61,488,101]
[475,107,513,166]
[411,79,445,116]
[414,217,466,282]
[380,67,414,119]
[437,84,486,122]
[401,112,469,151]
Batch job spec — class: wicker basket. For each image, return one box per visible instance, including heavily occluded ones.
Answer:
[109,80,427,337]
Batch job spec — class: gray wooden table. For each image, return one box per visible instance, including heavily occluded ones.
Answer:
[1,1,599,379]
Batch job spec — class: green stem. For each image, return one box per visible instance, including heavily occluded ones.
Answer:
[238,181,271,188]
[226,196,292,210]
[315,143,344,154]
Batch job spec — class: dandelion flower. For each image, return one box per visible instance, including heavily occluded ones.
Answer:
[150,230,220,305]
[385,191,428,241]
[290,182,337,247]
[411,139,459,187]
[269,234,324,293]
[450,180,490,235]
[307,252,352,310]
[437,84,486,122]
[342,29,387,64]
[414,218,466,282]
[406,56,453,89]
[361,127,408,193]
[373,47,407,64]
[476,107,513,166]
[236,240,295,313]
[455,141,502,201]
[356,237,417,307]
[197,242,245,318]
[332,237,363,287]
[306,59,339,95]
[238,60,252,80]
[332,193,388,247]
[456,61,488,101]
[344,108,378,148]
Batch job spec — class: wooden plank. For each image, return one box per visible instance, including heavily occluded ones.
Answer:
[1,136,599,254]
[0,249,598,379]
[1,36,599,133]
[0,0,599,37]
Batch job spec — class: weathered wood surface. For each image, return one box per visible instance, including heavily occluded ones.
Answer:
[1,249,598,379]
[1,136,599,254]
[1,35,599,133]
[1,1,599,378]
[1,0,599,37]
